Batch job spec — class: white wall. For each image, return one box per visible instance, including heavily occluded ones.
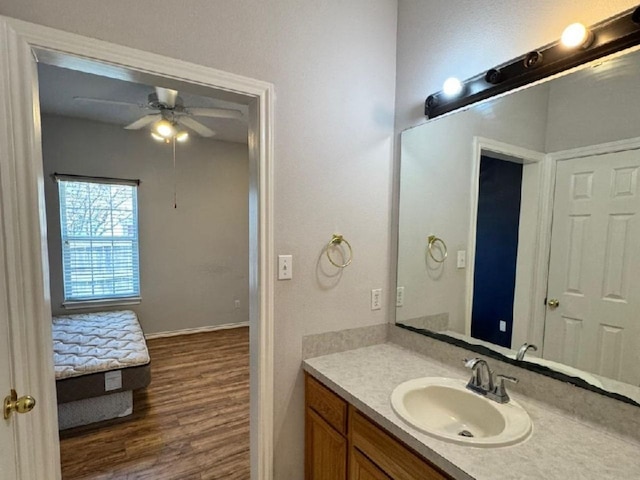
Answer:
[41,114,249,334]
[545,50,640,152]
[397,86,549,332]
[0,2,398,477]
[395,0,639,133]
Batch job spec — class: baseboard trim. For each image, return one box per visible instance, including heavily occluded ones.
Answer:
[145,321,249,339]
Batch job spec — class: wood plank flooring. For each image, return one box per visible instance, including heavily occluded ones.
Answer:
[59,327,250,480]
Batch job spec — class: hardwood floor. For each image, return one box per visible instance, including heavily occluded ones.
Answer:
[59,327,250,480]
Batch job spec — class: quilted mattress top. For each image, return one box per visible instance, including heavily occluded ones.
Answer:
[52,310,150,380]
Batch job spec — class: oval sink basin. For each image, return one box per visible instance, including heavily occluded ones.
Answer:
[391,377,532,447]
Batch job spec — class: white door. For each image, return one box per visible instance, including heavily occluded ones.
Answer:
[0,17,62,480]
[543,149,640,385]
[0,296,18,479]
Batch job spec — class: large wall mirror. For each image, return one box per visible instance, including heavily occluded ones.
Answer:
[395,42,640,406]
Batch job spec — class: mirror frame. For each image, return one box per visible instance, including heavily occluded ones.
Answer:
[394,6,640,409]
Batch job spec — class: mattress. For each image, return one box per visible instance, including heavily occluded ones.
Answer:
[52,310,150,380]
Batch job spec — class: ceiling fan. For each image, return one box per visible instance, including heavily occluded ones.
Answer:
[74,86,244,140]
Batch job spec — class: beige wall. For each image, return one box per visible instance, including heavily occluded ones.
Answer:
[0,2,398,477]
[41,114,250,334]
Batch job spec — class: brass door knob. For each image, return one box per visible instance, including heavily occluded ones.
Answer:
[3,389,36,420]
[547,299,560,309]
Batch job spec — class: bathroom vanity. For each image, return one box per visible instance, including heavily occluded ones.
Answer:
[303,342,640,480]
[305,373,451,480]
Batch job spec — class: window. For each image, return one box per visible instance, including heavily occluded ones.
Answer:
[57,176,140,305]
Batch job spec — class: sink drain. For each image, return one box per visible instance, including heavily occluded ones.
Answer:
[458,430,474,438]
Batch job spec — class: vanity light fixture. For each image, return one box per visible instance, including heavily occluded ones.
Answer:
[561,23,594,49]
[484,68,505,85]
[424,5,640,118]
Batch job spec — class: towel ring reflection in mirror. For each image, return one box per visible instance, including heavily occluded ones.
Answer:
[427,235,447,263]
[326,234,353,268]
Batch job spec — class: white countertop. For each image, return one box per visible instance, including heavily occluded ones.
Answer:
[303,343,640,480]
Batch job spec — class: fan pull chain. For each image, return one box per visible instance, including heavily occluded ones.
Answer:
[172,137,177,209]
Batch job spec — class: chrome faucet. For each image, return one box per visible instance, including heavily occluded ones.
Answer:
[464,358,494,394]
[516,343,538,361]
[464,358,518,404]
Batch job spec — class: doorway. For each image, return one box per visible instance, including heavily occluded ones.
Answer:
[0,17,274,480]
[470,155,523,348]
[465,137,545,346]
[38,62,253,477]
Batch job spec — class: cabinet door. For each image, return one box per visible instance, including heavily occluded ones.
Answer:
[305,408,347,480]
[350,407,451,480]
[350,448,391,480]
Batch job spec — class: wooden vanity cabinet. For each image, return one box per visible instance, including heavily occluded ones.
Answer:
[305,374,348,480]
[305,373,452,480]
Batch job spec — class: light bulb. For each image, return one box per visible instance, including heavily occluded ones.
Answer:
[175,131,189,142]
[561,23,593,48]
[154,119,176,138]
[442,77,463,97]
[151,132,164,141]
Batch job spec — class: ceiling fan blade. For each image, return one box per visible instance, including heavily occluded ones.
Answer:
[124,114,161,130]
[155,87,178,108]
[179,117,215,137]
[73,96,146,108]
[185,107,244,120]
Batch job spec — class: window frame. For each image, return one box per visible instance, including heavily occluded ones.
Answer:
[55,174,142,309]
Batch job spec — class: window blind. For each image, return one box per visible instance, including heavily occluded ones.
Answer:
[58,179,140,302]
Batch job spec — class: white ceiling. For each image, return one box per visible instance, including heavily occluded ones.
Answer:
[37,64,249,144]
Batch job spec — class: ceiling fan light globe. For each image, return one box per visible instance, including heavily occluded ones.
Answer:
[154,119,176,138]
[175,131,189,142]
[150,132,164,142]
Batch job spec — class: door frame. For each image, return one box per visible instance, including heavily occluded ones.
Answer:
[466,137,545,343]
[537,136,640,358]
[0,16,275,480]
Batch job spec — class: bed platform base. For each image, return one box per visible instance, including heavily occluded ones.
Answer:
[58,390,133,430]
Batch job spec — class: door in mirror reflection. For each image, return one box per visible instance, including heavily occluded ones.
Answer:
[544,148,640,385]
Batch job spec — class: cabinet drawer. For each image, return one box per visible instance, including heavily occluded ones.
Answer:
[349,407,451,480]
[305,374,348,435]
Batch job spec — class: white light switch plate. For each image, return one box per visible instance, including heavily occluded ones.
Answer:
[457,250,466,269]
[278,255,293,280]
[371,289,382,310]
[499,320,507,332]
[396,286,404,307]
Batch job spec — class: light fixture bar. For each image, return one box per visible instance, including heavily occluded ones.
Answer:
[425,6,640,118]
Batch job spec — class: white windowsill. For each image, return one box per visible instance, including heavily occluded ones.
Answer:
[62,297,142,310]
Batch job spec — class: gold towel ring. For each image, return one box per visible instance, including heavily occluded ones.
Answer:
[326,234,353,268]
[427,235,447,263]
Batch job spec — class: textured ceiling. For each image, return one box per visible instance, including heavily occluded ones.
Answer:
[38,63,249,144]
